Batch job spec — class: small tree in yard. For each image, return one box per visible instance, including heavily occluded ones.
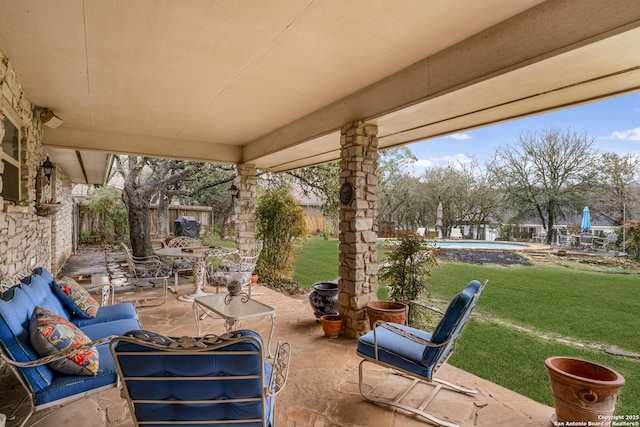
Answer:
[255,186,307,287]
[623,220,640,261]
[379,234,438,304]
[87,186,128,243]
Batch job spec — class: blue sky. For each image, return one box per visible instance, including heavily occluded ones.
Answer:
[408,91,640,174]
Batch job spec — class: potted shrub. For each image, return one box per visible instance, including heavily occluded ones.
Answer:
[367,233,438,328]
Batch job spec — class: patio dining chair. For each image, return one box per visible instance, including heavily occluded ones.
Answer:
[594,232,617,251]
[208,240,263,298]
[579,232,595,251]
[120,243,172,307]
[356,279,487,427]
[110,329,291,427]
[532,228,547,243]
[165,236,201,293]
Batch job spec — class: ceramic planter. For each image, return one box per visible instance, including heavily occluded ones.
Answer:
[309,282,339,320]
[251,273,258,283]
[365,301,407,329]
[319,315,343,338]
[545,356,625,423]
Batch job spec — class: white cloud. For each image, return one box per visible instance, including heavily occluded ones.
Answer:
[610,128,640,141]
[448,133,472,140]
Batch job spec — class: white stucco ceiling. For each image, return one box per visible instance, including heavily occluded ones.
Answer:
[0,0,639,182]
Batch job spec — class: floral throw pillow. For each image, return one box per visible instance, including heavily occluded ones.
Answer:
[53,277,99,318]
[29,306,99,375]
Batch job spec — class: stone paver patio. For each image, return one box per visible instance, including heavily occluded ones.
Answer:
[0,246,554,426]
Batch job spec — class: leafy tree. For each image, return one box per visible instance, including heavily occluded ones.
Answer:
[489,128,598,244]
[261,162,341,228]
[422,166,469,237]
[175,163,236,239]
[115,156,204,256]
[254,186,307,287]
[455,160,503,239]
[594,153,640,226]
[87,186,128,243]
[378,148,425,231]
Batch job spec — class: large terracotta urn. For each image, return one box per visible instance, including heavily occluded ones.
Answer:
[365,301,407,329]
[545,357,625,423]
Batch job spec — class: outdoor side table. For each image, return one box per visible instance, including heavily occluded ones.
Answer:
[193,293,276,358]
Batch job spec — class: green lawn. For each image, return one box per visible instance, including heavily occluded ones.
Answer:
[293,237,340,287]
[292,237,640,414]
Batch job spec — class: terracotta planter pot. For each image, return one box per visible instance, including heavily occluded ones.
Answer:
[251,274,258,283]
[319,315,343,338]
[365,301,407,329]
[545,357,625,423]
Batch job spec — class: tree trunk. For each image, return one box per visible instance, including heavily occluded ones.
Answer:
[546,208,555,245]
[157,191,170,238]
[123,185,155,257]
[220,215,227,240]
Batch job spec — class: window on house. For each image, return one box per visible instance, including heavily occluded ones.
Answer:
[1,111,21,202]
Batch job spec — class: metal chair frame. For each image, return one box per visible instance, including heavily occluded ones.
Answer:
[110,330,291,427]
[1,335,116,427]
[357,280,487,427]
[593,232,617,251]
[208,240,263,298]
[165,236,201,293]
[120,243,171,307]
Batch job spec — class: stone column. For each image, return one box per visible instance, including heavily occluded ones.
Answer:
[234,163,257,254]
[338,121,378,337]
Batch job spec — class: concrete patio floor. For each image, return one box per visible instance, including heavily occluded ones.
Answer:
[1,246,555,427]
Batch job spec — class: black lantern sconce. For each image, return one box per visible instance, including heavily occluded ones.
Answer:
[229,183,239,202]
[40,157,56,184]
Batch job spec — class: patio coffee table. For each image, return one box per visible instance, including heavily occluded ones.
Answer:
[193,293,276,357]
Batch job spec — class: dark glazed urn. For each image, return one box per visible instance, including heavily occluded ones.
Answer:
[309,282,339,320]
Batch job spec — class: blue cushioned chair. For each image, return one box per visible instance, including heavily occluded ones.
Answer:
[0,267,141,427]
[356,280,487,427]
[110,329,291,427]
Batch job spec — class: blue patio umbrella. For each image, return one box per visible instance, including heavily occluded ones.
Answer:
[581,206,591,231]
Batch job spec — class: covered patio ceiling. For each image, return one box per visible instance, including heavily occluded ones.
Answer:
[0,0,639,184]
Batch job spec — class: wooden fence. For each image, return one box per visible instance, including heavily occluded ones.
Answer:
[77,204,213,240]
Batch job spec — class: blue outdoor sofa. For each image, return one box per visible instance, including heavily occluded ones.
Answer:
[0,267,141,427]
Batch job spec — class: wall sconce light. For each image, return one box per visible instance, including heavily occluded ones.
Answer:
[39,108,64,129]
[40,157,56,184]
[229,184,239,202]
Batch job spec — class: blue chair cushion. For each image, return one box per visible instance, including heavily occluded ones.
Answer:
[0,284,56,392]
[34,342,118,406]
[78,318,142,342]
[72,302,138,328]
[20,275,71,322]
[357,323,436,379]
[114,329,274,424]
[422,280,481,367]
[358,280,483,381]
[53,278,99,319]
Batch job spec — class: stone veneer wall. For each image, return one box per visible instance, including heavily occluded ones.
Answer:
[338,121,378,337]
[0,48,72,277]
[234,163,257,254]
[50,172,73,273]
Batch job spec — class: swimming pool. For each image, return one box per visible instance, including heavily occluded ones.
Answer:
[426,241,528,249]
[380,239,529,250]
